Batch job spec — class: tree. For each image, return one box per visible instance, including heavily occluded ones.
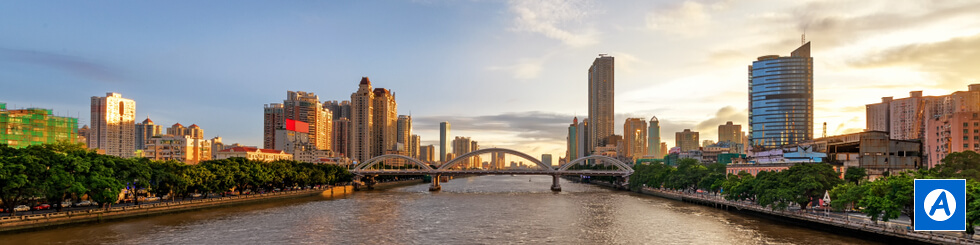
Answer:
[844,167,867,185]
[782,163,842,210]
[721,171,756,201]
[858,174,914,224]
[0,145,35,215]
[966,180,980,236]
[829,182,866,212]
[753,170,791,210]
[935,151,980,180]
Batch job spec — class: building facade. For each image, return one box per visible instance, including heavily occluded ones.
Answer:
[588,54,615,154]
[264,91,332,151]
[419,145,435,163]
[718,121,742,144]
[0,104,78,148]
[332,118,350,158]
[134,117,161,150]
[440,121,450,163]
[350,77,398,163]
[144,135,212,164]
[675,129,700,152]
[452,136,473,169]
[748,42,813,149]
[214,146,293,162]
[89,92,136,158]
[623,118,647,161]
[648,116,661,158]
[396,115,412,157]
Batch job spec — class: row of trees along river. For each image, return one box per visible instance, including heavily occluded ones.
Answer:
[0,142,353,215]
[628,151,980,236]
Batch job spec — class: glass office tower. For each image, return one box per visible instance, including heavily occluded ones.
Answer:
[748,42,813,149]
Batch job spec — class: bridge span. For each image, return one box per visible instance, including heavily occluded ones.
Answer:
[350,148,634,192]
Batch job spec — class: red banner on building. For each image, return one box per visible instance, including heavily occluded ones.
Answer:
[285,119,309,133]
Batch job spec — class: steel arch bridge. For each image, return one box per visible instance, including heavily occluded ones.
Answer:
[351,148,634,191]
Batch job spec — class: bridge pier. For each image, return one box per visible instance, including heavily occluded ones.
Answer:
[429,174,442,191]
[551,175,561,192]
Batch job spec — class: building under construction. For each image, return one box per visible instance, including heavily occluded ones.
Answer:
[0,103,79,148]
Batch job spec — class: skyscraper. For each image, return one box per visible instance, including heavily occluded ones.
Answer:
[676,129,700,152]
[89,92,136,157]
[648,116,661,158]
[410,134,421,158]
[541,154,553,167]
[419,145,435,163]
[440,121,450,163]
[264,91,332,151]
[396,115,412,155]
[623,118,647,161]
[135,117,161,150]
[452,136,473,169]
[566,117,579,160]
[323,100,351,120]
[718,121,742,144]
[332,118,350,158]
[588,54,615,154]
[749,42,813,149]
[350,77,397,162]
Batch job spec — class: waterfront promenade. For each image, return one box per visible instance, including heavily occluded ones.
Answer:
[641,187,979,244]
[0,185,354,233]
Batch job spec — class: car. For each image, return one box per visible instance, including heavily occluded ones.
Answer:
[272,188,281,192]
[190,193,202,198]
[75,200,92,207]
[32,204,51,210]
[14,205,30,212]
[61,201,73,208]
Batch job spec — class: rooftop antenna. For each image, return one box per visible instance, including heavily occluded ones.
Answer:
[802,27,807,45]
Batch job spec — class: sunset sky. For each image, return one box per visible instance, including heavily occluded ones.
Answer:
[2,0,979,159]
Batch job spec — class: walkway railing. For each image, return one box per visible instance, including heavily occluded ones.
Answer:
[642,187,980,244]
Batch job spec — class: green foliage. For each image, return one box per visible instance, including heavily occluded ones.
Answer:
[0,143,352,212]
[782,163,842,210]
[829,182,865,212]
[935,151,980,180]
[857,174,913,223]
[844,167,867,184]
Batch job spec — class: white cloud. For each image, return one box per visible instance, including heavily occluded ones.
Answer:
[486,57,545,79]
[646,1,712,37]
[508,0,599,47]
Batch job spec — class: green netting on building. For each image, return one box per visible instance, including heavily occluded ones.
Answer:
[0,106,78,148]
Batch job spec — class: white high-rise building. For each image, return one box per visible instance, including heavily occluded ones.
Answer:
[89,92,136,158]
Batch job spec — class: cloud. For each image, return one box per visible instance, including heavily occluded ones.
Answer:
[645,1,711,37]
[486,57,545,79]
[0,47,125,83]
[508,0,599,47]
[415,111,572,142]
[847,33,980,88]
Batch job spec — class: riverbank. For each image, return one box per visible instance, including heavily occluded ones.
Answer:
[0,185,354,234]
[638,187,978,244]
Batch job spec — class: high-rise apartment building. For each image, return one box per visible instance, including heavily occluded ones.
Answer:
[332,118,350,158]
[440,121,450,163]
[323,100,351,120]
[718,121,742,144]
[0,103,78,148]
[541,154,553,167]
[491,152,506,169]
[588,54,615,154]
[660,142,668,158]
[350,77,397,162]
[749,42,813,149]
[410,134,421,158]
[264,91,332,151]
[89,92,136,158]
[623,118,647,161]
[167,123,204,139]
[676,129,700,152]
[873,84,980,167]
[452,136,473,169]
[396,115,412,155]
[648,116,661,158]
[135,117,162,150]
[419,145,435,163]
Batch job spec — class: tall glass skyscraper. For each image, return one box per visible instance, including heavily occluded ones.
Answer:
[748,42,813,149]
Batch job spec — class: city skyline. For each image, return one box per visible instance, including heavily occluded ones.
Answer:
[2,1,979,158]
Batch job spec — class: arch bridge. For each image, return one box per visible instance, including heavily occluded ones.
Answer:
[351,148,634,191]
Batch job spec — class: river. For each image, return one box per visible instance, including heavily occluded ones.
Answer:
[0,175,878,244]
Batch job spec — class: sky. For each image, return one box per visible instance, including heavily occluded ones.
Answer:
[1,0,979,160]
